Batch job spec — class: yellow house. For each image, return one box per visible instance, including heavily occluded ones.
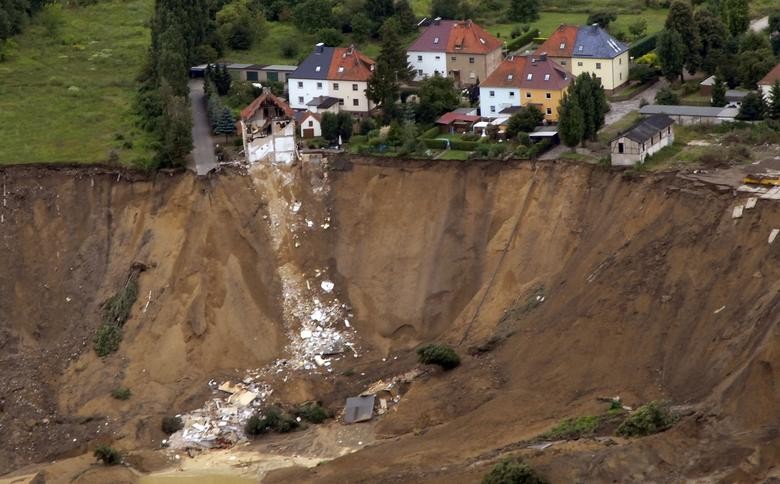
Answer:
[519,55,571,121]
[535,24,629,92]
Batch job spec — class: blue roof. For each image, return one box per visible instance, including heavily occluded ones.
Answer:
[573,25,628,59]
[290,45,334,80]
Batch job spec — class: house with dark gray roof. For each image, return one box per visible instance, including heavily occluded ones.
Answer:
[610,114,675,166]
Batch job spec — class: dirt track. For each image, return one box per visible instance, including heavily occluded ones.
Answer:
[1,159,779,482]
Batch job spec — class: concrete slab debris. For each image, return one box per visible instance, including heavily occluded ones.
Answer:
[321,280,335,293]
[769,229,779,244]
[344,395,375,424]
[732,205,744,219]
[745,197,757,209]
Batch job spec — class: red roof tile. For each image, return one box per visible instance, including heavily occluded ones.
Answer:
[481,56,528,88]
[240,91,294,120]
[534,24,578,58]
[327,47,375,82]
[409,20,502,55]
[758,63,780,86]
[436,111,481,125]
[519,56,570,91]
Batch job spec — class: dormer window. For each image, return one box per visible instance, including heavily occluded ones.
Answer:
[578,45,583,51]
[527,73,532,80]
[338,66,344,73]
[479,38,486,44]
[434,37,439,44]
[559,42,566,49]
[315,66,321,72]
[544,74,550,80]
[507,74,513,80]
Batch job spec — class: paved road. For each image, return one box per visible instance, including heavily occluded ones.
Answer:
[188,79,218,176]
[750,16,769,32]
[604,80,664,126]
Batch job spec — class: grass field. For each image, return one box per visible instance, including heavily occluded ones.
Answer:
[0,0,154,165]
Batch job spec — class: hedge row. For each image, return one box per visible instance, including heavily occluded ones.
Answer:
[418,138,484,151]
[506,29,541,52]
[420,138,448,149]
[419,126,440,139]
[629,33,658,59]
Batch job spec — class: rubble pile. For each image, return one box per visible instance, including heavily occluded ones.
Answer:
[168,380,272,450]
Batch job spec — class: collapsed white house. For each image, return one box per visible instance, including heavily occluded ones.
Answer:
[240,89,297,164]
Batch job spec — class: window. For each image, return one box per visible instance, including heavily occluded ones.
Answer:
[267,72,279,82]
[353,99,359,106]
[509,91,515,97]
[417,69,424,75]
[490,106,496,113]
[317,82,323,89]
[527,73,533,80]
[451,56,456,61]
[435,56,440,60]
[545,92,551,99]
[418,55,423,61]
[546,107,552,115]
[469,57,475,64]
[619,72,622,80]
[352,84,358,91]
[308,120,314,127]
[298,96,304,103]
[339,99,345,105]
[619,58,622,65]
[596,62,602,69]
[526,92,531,98]
[334,83,339,90]
[247,71,258,81]
[434,37,439,44]
[507,74,513,80]
[338,67,344,73]
[315,66,321,72]
[544,74,550,81]
[560,60,566,66]
[559,42,566,49]
[297,81,303,88]
[479,38,486,44]
[618,142,624,154]
[577,61,583,67]
[470,72,475,78]
[489,90,495,97]
[578,45,583,51]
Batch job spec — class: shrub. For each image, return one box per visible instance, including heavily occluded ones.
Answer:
[616,401,676,437]
[103,272,139,326]
[655,87,679,106]
[450,140,479,151]
[417,343,461,370]
[280,38,300,58]
[359,118,377,135]
[482,458,546,484]
[295,403,329,424]
[111,387,132,400]
[94,324,122,357]
[246,407,299,436]
[161,416,183,434]
[541,415,599,440]
[419,126,440,139]
[94,445,122,465]
[629,63,657,84]
[506,29,540,52]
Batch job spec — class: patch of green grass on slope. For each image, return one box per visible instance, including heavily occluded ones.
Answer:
[0,0,154,165]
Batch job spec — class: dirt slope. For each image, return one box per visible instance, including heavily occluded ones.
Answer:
[1,160,778,482]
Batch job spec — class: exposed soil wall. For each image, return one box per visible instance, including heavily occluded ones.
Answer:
[1,160,778,482]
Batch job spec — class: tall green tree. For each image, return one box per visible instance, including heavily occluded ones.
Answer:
[158,82,193,167]
[394,0,418,33]
[767,80,780,120]
[367,18,414,121]
[710,75,726,107]
[415,74,460,123]
[431,0,460,19]
[722,0,749,36]
[657,28,685,82]
[292,0,334,31]
[695,8,729,75]
[507,0,539,22]
[665,1,701,77]
[558,93,584,149]
[216,0,266,51]
[350,13,373,43]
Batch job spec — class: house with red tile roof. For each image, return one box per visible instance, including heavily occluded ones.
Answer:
[288,44,376,114]
[240,89,297,164]
[758,63,780,102]
[479,55,571,121]
[407,19,503,86]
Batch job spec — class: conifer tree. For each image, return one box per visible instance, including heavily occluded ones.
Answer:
[768,81,780,120]
[214,107,236,143]
[711,76,727,107]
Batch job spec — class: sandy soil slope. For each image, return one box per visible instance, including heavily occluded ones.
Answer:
[1,160,778,482]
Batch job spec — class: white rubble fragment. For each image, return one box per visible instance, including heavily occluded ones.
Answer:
[290,201,302,213]
[714,305,726,314]
[300,329,312,339]
[314,355,326,366]
[732,205,744,219]
[306,219,314,228]
[745,197,758,209]
[769,229,779,244]
[344,319,350,328]
[321,280,335,293]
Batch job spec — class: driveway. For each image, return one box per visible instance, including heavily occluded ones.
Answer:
[604,80,664,126]
[188,79,218,176]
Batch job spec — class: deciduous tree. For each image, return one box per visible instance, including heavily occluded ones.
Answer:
[656,28,685,82]
[665,1,701,77]
[558,93,584,149]
[507,0,539,23]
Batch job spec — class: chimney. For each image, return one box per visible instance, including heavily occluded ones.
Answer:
[591,23,599,31]
[347,44,355,55]
[434,16,441,25]
[315,42,324,53]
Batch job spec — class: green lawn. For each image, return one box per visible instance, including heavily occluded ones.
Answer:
[438,149,471,160]
[0,0,154,165]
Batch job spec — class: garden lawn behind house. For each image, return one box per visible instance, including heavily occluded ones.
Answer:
[0,0,154,165]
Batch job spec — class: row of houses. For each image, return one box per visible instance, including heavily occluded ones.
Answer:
[281,20,630,121]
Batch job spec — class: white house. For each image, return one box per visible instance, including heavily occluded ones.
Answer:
[479,56,527,117]
[611,114,674,166]
[240,90,297,164]
[288,44,375,114]
[758,63,780,102]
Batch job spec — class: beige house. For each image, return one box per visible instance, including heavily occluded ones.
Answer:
[611,114,674,166]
